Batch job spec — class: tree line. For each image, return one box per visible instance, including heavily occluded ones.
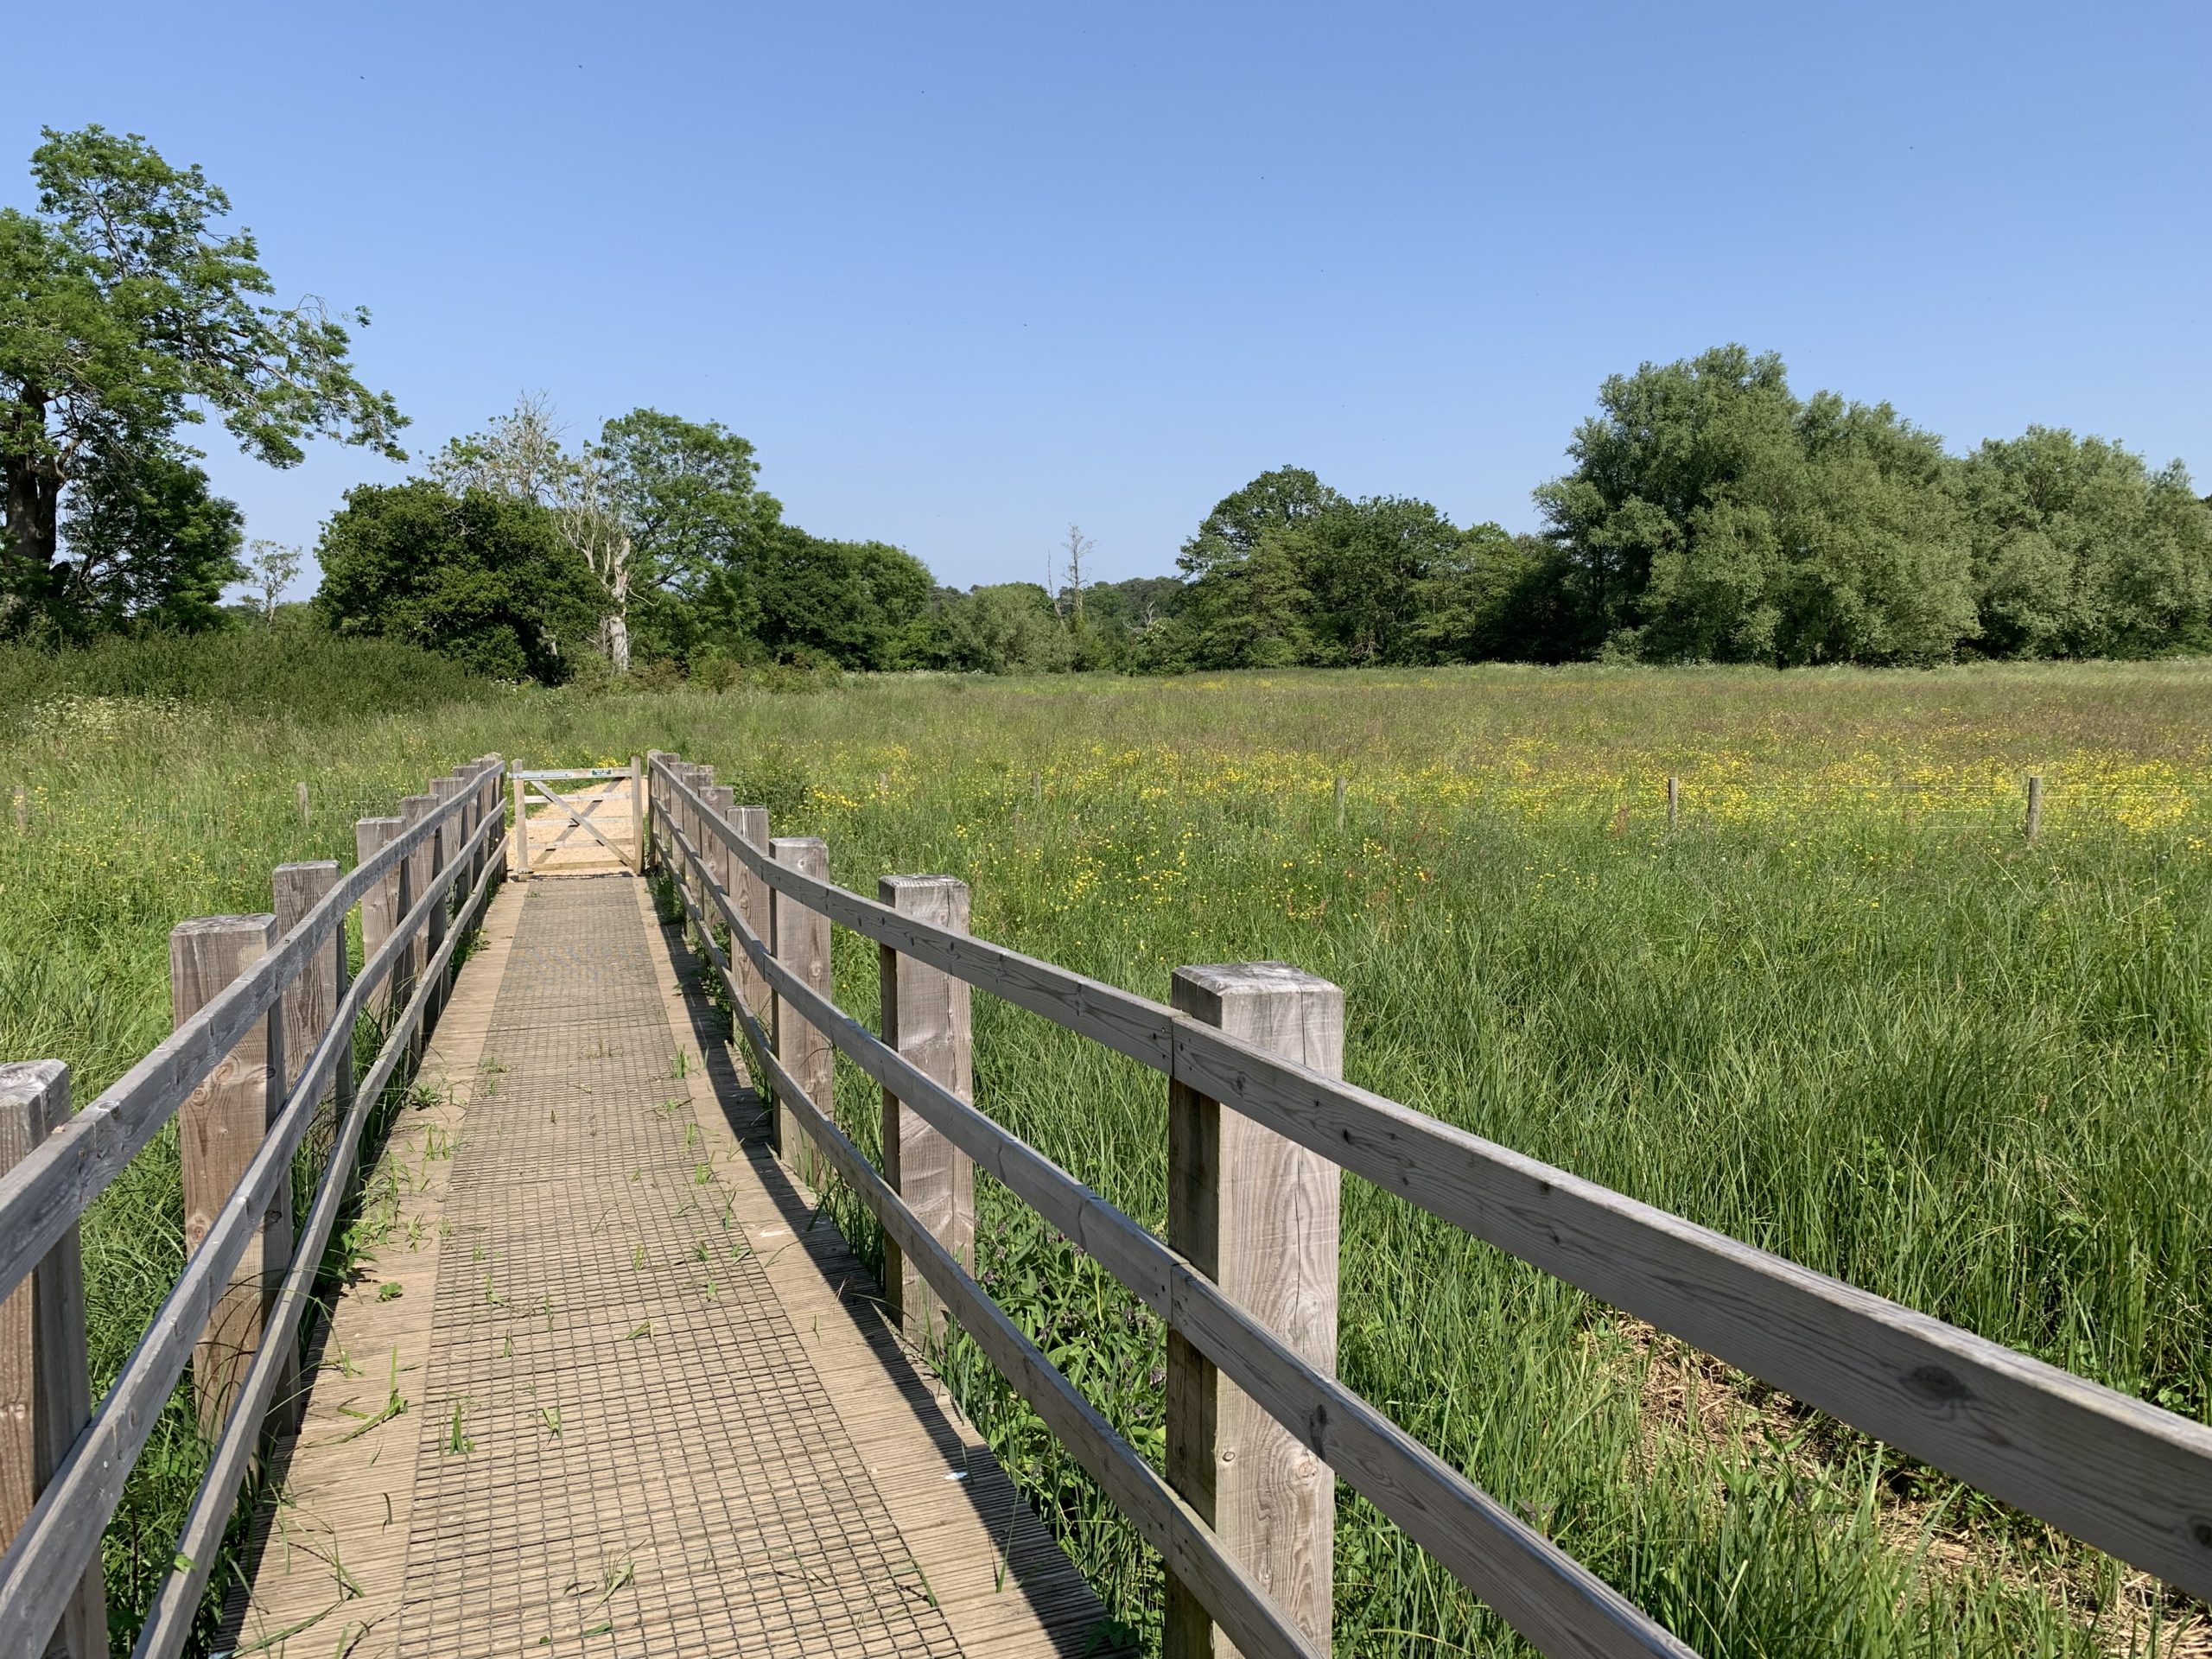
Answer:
[7,130,2209,677]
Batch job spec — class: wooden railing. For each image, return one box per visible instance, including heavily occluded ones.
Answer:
[0,757,508,1659]
[648,752,2212,1659]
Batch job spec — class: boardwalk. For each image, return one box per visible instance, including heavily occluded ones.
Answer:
[230,859,1108,1656]
[10,753,2207,1659]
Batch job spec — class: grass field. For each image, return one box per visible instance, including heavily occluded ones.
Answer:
[3,646,2209,1655]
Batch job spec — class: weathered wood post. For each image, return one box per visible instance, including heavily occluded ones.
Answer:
[355,817,404,1021]
[729,806,772,1019]
[629,756,645,875]
[878,876,976,1350]
[0,1063,107,1659]
[443,768,478,889]
[170,914,288,1440]
[270,860,340,1433]
[484,759,509,881]
[1165,961,1343,1659]
[1667,774,1681,834]
[701,785,737,935]
[400,795,442,1046]
[677,766,707,916]
[512,768,532,880]
[2026,774,2044,842]
[1334,776,1346,833]
[771,836,833,1185]
[295,780,310,828]
[429,779,467,1014]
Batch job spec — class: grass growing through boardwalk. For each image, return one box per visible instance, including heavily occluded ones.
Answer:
[4,645,2210,1653]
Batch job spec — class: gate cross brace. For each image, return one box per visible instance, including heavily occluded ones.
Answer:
[527,779,635,871]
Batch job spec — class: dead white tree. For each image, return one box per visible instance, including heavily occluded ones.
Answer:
[559,446,636,674]
[428,390,569,502]
[242,539,302,616]
[430,392,636,673]
[1060,524,1093,627]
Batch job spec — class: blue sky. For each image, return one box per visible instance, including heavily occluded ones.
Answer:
[15,1,2209,597]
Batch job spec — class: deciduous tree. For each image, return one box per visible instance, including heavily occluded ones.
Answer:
[0,126,403,623]
[314,481,601,682]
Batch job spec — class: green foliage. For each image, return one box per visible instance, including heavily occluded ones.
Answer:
[314,481,603,682]
[719,524,933,670]
[598,408,779,608]
[0,617,495,727]
[905,582,1073,673]
[3,448,244,640]
[1956,427,2212,658]
[0,125,402,615]
[1535,346,2212,666]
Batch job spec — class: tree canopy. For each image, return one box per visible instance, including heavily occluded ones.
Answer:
[315,481,602,682]
[1,125,402,635]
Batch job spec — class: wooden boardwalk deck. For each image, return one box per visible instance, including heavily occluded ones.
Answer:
[227,866,1110,1656]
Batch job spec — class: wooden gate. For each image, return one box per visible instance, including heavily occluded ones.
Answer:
[511,762,644,876]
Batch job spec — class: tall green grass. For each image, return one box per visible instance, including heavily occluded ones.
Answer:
[3,640,2208,1654]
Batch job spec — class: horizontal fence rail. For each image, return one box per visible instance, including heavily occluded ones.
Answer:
[648,753,2212,1656]
[0,757,506,1658]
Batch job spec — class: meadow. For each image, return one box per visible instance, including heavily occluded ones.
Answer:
[3,639,2209,1655]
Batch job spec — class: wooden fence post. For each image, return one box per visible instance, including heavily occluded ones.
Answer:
[270,861,340,1431]
[1334,776,1345,833]
[771,836,833,1185]
[643,753,669,868]
[295,780,310,828]
[2026,774,2044,842]
[1165,961,1344,1659]
[443,769,478,889]
[879,876,976,1351]
[701,785,737,931]
[730,807,771,1020]
[675,766,702,913]
[170,914,287,1440]
[429,779,467,1014]
[512,768,531,880]
[629,756,645,875]
[1667,774,1681,834]
[0,1063,106,1659]
[399,795,440,1046]
[355,817,404,1021]
[484,759,508,881]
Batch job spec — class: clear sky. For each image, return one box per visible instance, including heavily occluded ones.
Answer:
[14,1,2209,598]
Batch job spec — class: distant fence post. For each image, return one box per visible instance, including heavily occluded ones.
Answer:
[0,1063,107,1659]
[730,806,771,1020]
[1334,776,1345,832]
[1165,962,1343,1659]
[511,767,531,880]
[355,817,404,1021]
[1667,774,1681,834]
[2026,774,2044,842]
[483,758,508,883]
[627,756,645,874]
[771,836,833,1186]
[878,876,976,1350]
[642,753,668,868]
[170,913,287,1440]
